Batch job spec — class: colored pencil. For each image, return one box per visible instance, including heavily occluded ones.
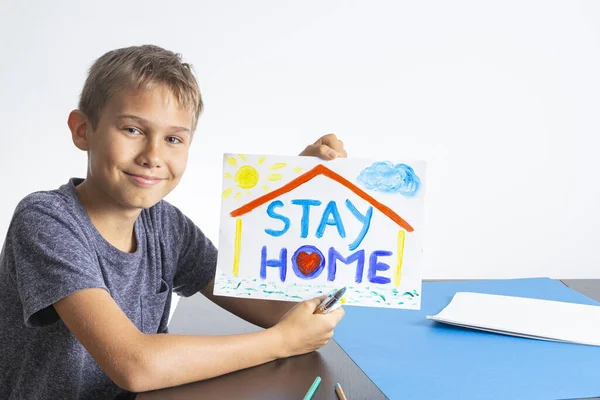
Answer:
[335,382,348,400]
[303,376,322,400]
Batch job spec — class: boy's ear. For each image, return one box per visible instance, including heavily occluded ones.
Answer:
[68,110,91,151]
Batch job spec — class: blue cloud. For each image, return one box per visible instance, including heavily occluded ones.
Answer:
[357,161,421,197]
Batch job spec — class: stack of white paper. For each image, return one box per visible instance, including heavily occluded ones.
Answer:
[426,292,600,346]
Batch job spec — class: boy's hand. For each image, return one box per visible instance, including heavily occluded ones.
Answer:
[299,133,348,160]
[270,296,345,358]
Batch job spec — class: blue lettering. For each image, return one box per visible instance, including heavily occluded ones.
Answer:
[368,250,392,284]
[291,199,322,238]
[260,246,287,282]
[346,199,372,251]
[291,245,325,280]
[316,201,346,239]
[265,200,290,237]
[328,247,365,283]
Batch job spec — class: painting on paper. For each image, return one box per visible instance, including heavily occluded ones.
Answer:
[214,153,426,309]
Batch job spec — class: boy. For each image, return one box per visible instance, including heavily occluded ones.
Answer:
[0,45,347,399]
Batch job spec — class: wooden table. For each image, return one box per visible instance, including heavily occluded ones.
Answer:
[138,279,600,400]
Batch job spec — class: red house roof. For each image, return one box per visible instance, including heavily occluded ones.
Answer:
[230,164,414,232]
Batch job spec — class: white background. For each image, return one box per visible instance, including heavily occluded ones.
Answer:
[1,1,599,285]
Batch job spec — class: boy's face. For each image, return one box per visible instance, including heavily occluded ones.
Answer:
[84,85,193,210]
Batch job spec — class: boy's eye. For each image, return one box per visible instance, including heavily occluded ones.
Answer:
[166,136,182,144]
[125,127,142,135]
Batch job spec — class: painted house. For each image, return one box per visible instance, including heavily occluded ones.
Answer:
[227,164,415,288]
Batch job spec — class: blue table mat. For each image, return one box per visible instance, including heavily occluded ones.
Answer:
[334,278,600,400]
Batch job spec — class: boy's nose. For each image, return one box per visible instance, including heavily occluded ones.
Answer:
[136,141,162,168]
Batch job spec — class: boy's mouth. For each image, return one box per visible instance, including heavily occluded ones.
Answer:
[124,171,166,186]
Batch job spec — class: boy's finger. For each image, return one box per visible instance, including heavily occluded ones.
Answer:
[328,307,345,324]
[316,133,347,157]
[312,144,337,160]
[323,139,346,157]
[318,144,338,159]
[305,295,326,308]
[300,144,337,160]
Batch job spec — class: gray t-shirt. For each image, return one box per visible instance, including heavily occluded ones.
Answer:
[0,179,217,399]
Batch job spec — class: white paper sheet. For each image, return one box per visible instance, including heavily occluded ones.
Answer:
[427,292,600,346]
[214,153,426,309]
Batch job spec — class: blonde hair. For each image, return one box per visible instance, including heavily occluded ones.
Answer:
[79,44,203,132]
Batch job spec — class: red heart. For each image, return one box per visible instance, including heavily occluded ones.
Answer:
[296,251,322,276]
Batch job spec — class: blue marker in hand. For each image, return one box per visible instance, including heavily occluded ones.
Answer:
[314,287,346,314]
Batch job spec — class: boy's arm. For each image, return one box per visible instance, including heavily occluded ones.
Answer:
[54,287,343,393]
[199,133,348,327]
[201,279,295,328]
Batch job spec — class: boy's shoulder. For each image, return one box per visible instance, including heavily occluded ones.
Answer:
[7,183,84,240]
[14,180,83,216]
[10,180,200,241]
[14,184,74,218]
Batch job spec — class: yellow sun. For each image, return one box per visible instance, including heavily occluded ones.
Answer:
[235,165,259,189]
[222,154,303,200]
